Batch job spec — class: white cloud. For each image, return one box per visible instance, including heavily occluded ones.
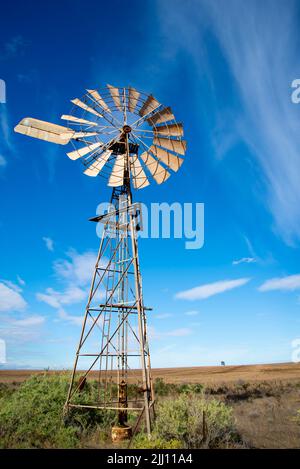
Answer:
[42,236,54,252]
[37,285,86,308]
[0,154,6,167]
[0,105,14,156]
[154,313,172,319]
[2,35,28,59]
[12,315,45,327]
[175,278,250,300]
[184,310,199,316]
[36,250,105,325]
[149,326,193,340]
[0,281,27,312]
[157,0,300,245]
[54,249,98,286]
[17,275,25,286]
[57,308,84,327]
[233,257,256,265]
[258,274,300,292]
[165,328,192,337]
[0,313,46,344]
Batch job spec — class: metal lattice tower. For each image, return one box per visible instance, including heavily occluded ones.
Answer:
[14,85,186,438]
[64,170,154,436]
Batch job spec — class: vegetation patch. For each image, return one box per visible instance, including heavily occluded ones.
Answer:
[0,373,114,448]
[132,394,240,449]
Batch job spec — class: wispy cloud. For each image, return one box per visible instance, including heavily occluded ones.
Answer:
[233,257,256,265]
[157,0,300,245]
[53,249,98,286]
[149,326,193,340]
[11,315,45,327]
[259,274,300,292]
[36,249,104,325]
[0,281,27,312]
[175,277,250,300]
[0,105,15,169]
[154,313,173,319]
[0,154,6,167]
[0,35,29,60]
[36,285,86,308]
[17,275,25,286]
[42,236,54,252]
[0,314,45,344]
[184,310,199,316]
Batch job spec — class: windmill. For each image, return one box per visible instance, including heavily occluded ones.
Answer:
[14,85,186,440]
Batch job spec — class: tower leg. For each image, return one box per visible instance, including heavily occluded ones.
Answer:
[129,208,152,437]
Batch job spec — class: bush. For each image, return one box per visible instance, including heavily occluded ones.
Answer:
[0,373,114,448]
[133,434,182,449]
[132,395,237,449]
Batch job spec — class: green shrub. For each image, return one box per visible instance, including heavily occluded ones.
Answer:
[178,383,204,394]
[0,373,114,448]
[135,395,237,449]
[133,434,182,449]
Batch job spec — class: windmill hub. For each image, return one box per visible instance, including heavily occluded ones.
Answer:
[122,124,132,134]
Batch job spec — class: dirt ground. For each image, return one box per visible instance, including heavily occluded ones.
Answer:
[1,362,300,385]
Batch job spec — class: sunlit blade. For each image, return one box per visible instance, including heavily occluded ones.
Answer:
[71,98,103,118]
[107,84,122,111]
[128,87,140,113]
[87,89,111,113]
[66,142,102,160]
[149,145,184,172]
[14,117,73,145]
[146,106,175,125]
[139,151,170,184]
[108,154,125,187]
[139,95,160,117]
[84,149,112,177]
[68,132,98,139]
[153,137,186,155]
[154,123,183,137]
[61,115,98,127]
[129,155,150,189]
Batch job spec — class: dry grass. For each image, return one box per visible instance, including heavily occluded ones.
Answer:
[1,362,300,385]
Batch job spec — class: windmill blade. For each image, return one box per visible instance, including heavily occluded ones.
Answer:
[139,151,170,184]
[66,142,102,160]
[14,117,73,145]
[154,123,184,137]
[130,155,150,189]
[65,131,99,139]
[71,98,103,118]
[87,89,111,113]
[107,84,122,111]
[146,106,175,125]
[139,95,160,117]
[108,154,125,187]
[61,115,98,127]
[84,149,112,177]
[153,137,186,155]
[149,145,184,172]
[128,87,140,113]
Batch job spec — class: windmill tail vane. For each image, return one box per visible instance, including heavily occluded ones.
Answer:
[14,84,186,440]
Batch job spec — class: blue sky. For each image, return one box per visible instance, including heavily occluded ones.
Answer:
[1,0,300,369]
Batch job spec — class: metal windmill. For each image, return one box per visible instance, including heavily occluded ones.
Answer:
[14,85,186,439]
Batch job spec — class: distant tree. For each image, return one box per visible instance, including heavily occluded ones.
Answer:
[221,361,225,366]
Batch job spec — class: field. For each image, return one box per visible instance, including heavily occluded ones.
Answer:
[1,362,300,385]
[0,362,300,448]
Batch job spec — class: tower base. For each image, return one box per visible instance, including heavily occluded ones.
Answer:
[111,425,133,442]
